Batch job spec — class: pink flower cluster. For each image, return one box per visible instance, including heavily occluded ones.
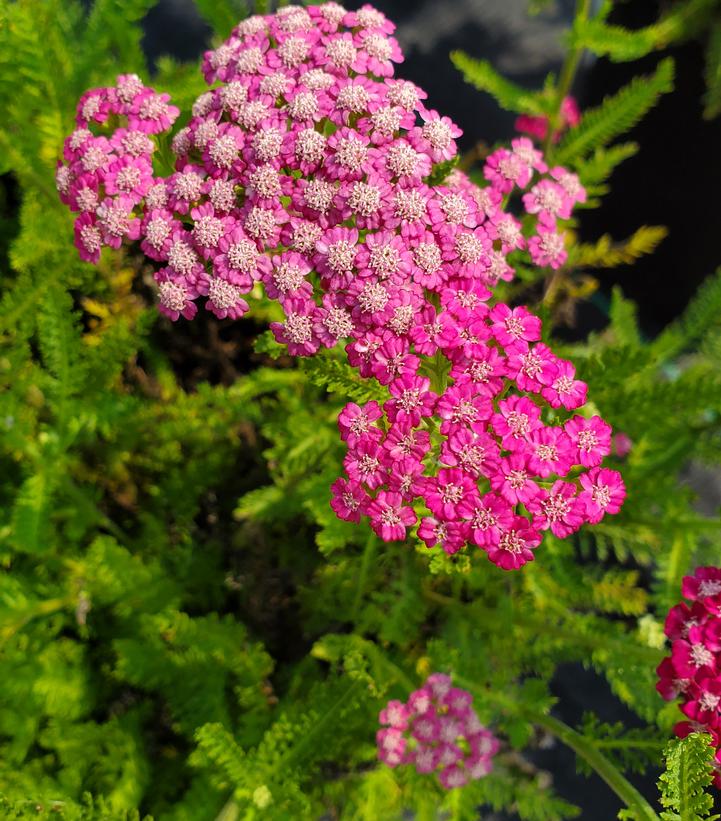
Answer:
[56,74,179,266]
[657,567,721,788]
[57,3,584,326]
[331,301,626,568]
[515,96,581,144]
[55,4,624,565]
[377,673,498,789]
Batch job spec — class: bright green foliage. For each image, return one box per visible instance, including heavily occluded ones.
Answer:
[193,0,257,40]
[1,1,721,820]
[550,58,675,166]
[302,350,388,404]
[568,0,718,63]
[568,18,659,63]
[565,0,721,122]
[0,792,151,820]
[567,227,668,270]
[658,734,720,821]
[572,141,639,199]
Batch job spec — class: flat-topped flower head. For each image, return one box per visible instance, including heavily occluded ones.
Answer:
[333,296,623,569]
[378,674,497,788]
[57,6,616,568]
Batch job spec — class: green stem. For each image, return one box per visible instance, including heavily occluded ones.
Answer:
[454,678,660,821]
[351,529,377,621]
[543,0,592,156]
[532,712,660,821]
[542,264,567,308]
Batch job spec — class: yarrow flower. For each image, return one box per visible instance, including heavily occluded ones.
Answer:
[58,4,576,333]
[656,566,721,788]
[332,291,625,570]
[377,673,498,788]
[58,75,179,265]
[56,4,624,568]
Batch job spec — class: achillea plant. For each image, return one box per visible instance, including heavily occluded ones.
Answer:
[3,0,721,819]
[56,2,625,572]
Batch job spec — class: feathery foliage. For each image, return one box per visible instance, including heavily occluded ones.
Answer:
[658,734,720,821]
[449,52,548,115]
[551,58,675,166]
[1,0,721,819]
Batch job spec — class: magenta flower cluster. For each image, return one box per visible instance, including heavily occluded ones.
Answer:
[377,673,498,789]
[657,567,721,787]
[55,3,625,568]
[56,3,581,322]
[331,304,626,569]
[56,75,179,266]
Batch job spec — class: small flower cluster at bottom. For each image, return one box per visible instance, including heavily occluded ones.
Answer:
[377,673,498,789]
[656,566,721,787]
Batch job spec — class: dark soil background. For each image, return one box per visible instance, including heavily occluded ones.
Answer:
[137,1,719,817]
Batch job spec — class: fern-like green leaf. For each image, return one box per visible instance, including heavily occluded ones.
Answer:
[449,52,547,115]
[592,568,649,616]
[578,714,664,777]
[36,286,84,404]
[193,0,249,40]
[608,286,642,347]
[10,473,52,554]
[301,355,388,403]
[573,142,639,188]
[570,0,716,64]
[552,58,674,165]
[658,733,720,821]
[569,19,659,62]
[253,329,287,360]
[568,226,667,269]
[652,267,721,359]
[193,722,247,788]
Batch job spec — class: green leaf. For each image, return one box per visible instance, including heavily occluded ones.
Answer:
[578,714,664,777]
[568,226,667,270]
[658,733,720,820]
[652,267,721,359]
[552,58,674,165]
[704,22,721,119]
[10,473,52,554]
[569,19,658,62]
[36,286,84,404]
[608,286,642,347]
[253,330,287,360]
[193,0,249,41]
[450,51,547,115]
[570,0,716,63]
[425,156,459,186]
[301,355,387,404]
[573,142,639,188]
